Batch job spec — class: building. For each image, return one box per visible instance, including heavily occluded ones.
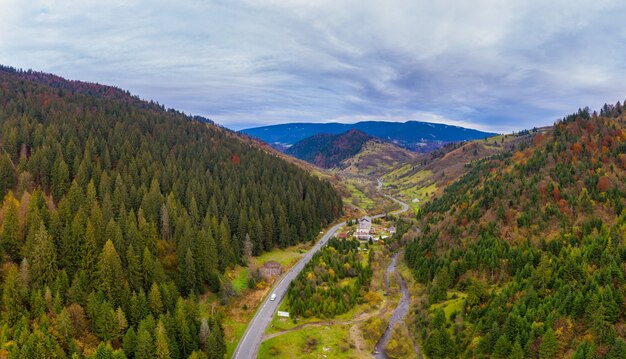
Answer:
[354,216,372,240]
[389,226,396,235]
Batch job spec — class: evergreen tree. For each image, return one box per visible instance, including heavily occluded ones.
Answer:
[148,282,164,316]
[607,338,626,359]
[135,328,154,359]
[492,334,511,358]
[0,154,15,198]
[2,265,25,323]
[181,249,197,295]
[509,341,524,359]
[30,224,57,288]
[0,192,20,261]
[51,157,69,202]
[538,328,558,359]
[98,240,126,305]
[0,65,341,358]
[122,327,137,357]
[126,245,142,292]
[82,220,99,281]
[155,321,171,359]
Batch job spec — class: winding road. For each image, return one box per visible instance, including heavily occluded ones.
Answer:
[232,180,409,359]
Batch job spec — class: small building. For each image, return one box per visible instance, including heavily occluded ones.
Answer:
[389,226,396,235]
[354,216,372,240]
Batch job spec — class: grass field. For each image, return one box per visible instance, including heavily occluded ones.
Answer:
[259,324,354,358]
[391,182,437,214]
[430,290,467,321]
[250,243,311,268]
[344,181,376,210]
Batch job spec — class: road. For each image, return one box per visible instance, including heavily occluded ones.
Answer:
[232,180,408,359]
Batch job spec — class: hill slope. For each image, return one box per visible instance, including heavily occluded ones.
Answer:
[241,121,498,152]
[0,66,343,358]
[405,106,626,358]
[339,138,417,177]
[285,129,372,168]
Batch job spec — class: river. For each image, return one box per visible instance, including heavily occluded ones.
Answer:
[372,252,421,359]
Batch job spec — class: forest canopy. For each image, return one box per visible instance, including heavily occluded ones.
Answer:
[406,105,626,358]
[0,66,343,358]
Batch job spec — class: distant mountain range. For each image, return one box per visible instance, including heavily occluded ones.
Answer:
[241,121,498,152]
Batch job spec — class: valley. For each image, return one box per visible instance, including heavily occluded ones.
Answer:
[1,67,626,359]
[6,1,626,358]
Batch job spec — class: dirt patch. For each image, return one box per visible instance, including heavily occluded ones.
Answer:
[259,261,283,281]
[349,323,369,358]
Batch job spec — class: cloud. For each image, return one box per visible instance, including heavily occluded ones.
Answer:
[2,0,626,132]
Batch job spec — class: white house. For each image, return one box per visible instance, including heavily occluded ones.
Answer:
[354,216,372,240]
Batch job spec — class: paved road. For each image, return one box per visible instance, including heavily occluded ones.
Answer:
[233,180,408,359]
[232,221,346,359]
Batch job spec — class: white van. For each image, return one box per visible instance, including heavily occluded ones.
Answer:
[270,293,277,301]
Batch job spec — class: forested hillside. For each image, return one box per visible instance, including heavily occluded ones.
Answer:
[285,129,372,168]
[0,66,342,358]
[405,106,626,358]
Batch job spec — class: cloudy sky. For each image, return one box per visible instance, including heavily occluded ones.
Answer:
[2,0,626,132]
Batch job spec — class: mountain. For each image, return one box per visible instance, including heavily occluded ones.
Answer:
[0,66,343,357]
[285,129,372,168]
[241,121,498,152]
[404,106,626,358]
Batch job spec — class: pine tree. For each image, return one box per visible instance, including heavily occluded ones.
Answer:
[53,308,74,349]
[607,338,626,359]
[2,265,25,323]
[135,327,154,359]
[126,245,142,291]
[175,298,196,357]
[539,328,558,359]
[98,240,126,305]
[116,307,128,341]
[181,249,197,295]
[30,224,58,288]
[0,154,15,198]
[123,327,137,356]
[492,334,511,358]
[160,203,170,241]
[81,220,99,281]
[194,229,213,286]
[142,247,155,289]
[155,320,171,359]
[51,157,69,202]
[509,341,524,359]
[1,192,20,261]
[148,282,164,316]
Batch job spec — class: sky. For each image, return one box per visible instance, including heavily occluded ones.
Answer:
[2,0,626,132]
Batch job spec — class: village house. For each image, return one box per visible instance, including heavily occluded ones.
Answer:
[354,216,372,240]
[389,226,396,235]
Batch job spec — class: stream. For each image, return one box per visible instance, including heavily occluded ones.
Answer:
[372,253,422,359]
